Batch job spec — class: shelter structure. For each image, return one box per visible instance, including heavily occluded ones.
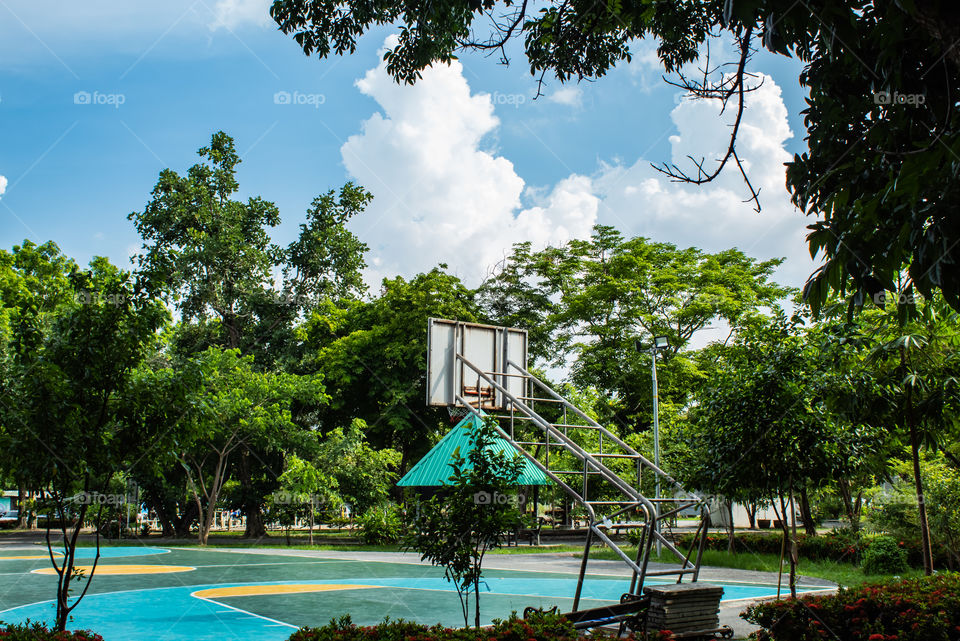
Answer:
[397,412,550,487]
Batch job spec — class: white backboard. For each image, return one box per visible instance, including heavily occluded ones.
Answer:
[426,318,528,409]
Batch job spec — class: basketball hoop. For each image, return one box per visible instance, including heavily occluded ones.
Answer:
[447,405,472,424]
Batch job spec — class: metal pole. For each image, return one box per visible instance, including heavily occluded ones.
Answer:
[652,346,661,556]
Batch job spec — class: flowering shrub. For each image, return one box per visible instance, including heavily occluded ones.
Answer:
[743,573,960,641]
[289,612,670,641]
[0,622,104,640]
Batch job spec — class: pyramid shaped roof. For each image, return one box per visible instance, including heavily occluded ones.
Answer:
[397,412,551,487]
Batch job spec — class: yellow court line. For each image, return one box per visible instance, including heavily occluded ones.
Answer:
[32,565,195,575]
[192,584,377,598]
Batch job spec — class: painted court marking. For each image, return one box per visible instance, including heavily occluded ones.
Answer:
[193,584,377,598]
[32,564,195,575]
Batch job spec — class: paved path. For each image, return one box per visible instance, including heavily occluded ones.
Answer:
[206,548,836,638]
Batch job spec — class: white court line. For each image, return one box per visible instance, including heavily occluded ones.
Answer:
[192,595,298,629]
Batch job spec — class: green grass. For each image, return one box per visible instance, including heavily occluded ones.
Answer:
[586,545,925,587]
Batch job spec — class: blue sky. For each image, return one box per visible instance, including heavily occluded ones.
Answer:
[0,1,813,305]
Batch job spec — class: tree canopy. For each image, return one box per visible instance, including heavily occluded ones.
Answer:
[271,0,960,313]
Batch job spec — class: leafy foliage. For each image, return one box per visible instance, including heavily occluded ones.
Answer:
[861,536,908,575]
[406,417,524,627]
[357,503,405,544]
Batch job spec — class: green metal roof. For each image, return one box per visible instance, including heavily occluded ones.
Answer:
[397,413,551,487]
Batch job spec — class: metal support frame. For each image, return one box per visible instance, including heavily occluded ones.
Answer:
[450,352,710,611]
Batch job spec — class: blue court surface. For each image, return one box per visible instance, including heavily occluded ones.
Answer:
[0,547,818,640]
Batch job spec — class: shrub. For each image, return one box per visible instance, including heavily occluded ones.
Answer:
[743,573,960,641]
[289,612,669,641]
[0,622,104,640]
[861,536,908,575]
[357,504,404,545]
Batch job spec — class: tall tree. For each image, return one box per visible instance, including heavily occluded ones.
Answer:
[481,226,787,431]
[0,251,168,630]
[0,241,76,529]
[680,309,876,596]
[129,131,370,536]
[858,292,960,574]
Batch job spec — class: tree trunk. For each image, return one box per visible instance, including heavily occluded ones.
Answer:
[725,500,736,554]
[799,487,817,536]
[837,478,859,533]
[240,449,267,538]
[788,488,799,598]
[902,349,934,575]
[17,484,29,529]
[909,419,934,574]
[745,501,757,530]
[174,501,198,538]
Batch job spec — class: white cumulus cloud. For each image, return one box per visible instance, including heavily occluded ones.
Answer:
[342,38,813,310]
[209,0,272,30]
[548,86,583,107]
[341,38,599,286]
[0,175,7,197]
[594,77,815,290]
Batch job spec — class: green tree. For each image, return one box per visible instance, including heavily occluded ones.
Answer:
[858,292,960,574]
[129,131,370,536]
[270,454,338,544]
[0,251,168,630]
[481,226,787,431]
[271,0,960,312]
[173,348,326,545]
[407,417,524,627]
[680,310,874,596]
[303,267,482,470]
[314,419,401,514]
[0,241,76,529]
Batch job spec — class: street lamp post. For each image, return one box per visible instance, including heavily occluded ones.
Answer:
[639,335,669,555]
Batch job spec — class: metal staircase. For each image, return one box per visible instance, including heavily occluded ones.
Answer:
[452,352,711,611]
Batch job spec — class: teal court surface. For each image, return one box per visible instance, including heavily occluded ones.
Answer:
[1,547,819,640]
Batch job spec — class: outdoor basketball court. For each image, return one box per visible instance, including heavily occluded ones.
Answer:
[0,546,823,640]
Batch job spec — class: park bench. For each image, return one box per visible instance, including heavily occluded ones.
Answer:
[524,584,733,639]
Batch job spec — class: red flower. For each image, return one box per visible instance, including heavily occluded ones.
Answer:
[868,635,885,641]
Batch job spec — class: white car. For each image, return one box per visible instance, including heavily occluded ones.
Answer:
[0,509,19,528]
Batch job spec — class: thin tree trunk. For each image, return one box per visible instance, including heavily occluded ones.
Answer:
[799,487,817,536]
[725,500,736,554]
[788,486,799,598]
[17,484,29,529]
[240,449,267,538]
[910,420,934,574]
[903,350,934,575]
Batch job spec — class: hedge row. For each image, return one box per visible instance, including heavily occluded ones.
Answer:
[672,531,953,568]
[290,612,671,641]
[744,573,960,641]
[0,622,103,640]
